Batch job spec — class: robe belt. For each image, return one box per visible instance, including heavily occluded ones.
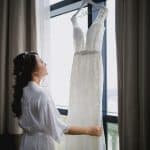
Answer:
[23,129,46,136]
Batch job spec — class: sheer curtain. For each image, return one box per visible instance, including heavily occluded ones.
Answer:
[35,0,51,92]
[36,2,66,149]
[35,7,59,147]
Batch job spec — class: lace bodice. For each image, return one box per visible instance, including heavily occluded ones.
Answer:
[71,6,108,52]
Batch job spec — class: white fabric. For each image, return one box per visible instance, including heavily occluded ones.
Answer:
[18,81,69,150]
[35,0,51,88]
[66,6,108,150]
[71,6,108,52]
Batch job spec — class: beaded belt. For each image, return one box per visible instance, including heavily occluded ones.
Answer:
[74,50,99,55]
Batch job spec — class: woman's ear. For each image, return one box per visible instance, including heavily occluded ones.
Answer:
[32,71,38,77]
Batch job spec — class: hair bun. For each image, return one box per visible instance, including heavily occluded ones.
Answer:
[13,53,27,76]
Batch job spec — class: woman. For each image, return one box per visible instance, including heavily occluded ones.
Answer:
[12,51,103,150]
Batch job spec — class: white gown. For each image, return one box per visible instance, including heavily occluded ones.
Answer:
[18,81,69,150]
[66,6,108,150]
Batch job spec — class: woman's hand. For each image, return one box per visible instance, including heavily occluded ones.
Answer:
[87,125,103,136]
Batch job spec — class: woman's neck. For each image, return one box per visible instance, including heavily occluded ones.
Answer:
[31,76,42,85]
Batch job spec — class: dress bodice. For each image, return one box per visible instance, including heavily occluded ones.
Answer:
[71,6,108,53]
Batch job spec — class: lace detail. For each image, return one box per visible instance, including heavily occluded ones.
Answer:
[71,6,108,52]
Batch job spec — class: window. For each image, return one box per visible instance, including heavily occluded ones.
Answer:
[107,123,119,150]
[48,0,118,149]
[50,8,88,108]
[106,0,118,116]
[50,0,64,5]
[105,1,119,149]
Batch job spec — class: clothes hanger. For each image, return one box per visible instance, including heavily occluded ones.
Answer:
[72,0,105,18]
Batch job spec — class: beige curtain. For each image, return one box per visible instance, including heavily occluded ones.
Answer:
[0,0,37,149]
[116,0,150,150]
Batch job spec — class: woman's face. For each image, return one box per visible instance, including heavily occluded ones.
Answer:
[33,55,48,78]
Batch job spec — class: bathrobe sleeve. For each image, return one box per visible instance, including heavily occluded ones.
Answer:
[38,91,69,143]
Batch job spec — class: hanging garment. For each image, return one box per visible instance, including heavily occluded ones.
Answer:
[66,6,108,150]
[18,81,69,150]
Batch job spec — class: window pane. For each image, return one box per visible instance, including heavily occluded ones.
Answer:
[106,0,118,116]
[50,0,64,5]
[107,123,119,150]
[50,8,88,108]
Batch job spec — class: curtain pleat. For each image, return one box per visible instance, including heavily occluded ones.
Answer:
[115,0,150,149]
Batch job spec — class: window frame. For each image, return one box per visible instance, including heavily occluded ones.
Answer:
[50,0,118,149]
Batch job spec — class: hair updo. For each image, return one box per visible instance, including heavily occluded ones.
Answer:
[12,51,38,118]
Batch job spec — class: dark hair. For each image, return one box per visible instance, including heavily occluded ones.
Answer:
[12,51,38,118]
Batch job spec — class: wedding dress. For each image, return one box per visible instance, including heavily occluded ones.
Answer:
[66,6,108,150]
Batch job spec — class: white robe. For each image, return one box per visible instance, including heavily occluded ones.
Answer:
[18,81,69,150]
